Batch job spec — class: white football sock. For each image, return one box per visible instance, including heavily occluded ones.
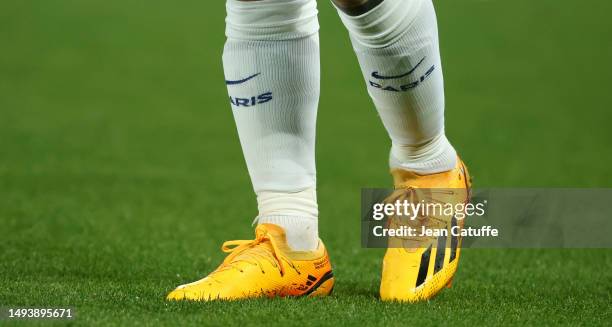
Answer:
[224,0,319,251]
[337,0,457,174]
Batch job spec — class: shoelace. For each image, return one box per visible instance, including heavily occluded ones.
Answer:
[215,229,300,277]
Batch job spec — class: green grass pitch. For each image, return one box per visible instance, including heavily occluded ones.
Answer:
[1,0,611,325]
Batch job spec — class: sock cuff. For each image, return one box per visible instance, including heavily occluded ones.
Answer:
[335,0,425,48]
[226,0,319,41]
[255,215,319,251]
[390,133,457,173]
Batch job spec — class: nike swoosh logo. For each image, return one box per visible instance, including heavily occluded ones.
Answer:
[371,57,426,80]
[225,73,261,85]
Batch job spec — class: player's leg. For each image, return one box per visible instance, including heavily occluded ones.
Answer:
[335,0,455,173]
[333,0,470,302]
[224,0,320,252]
[167,0,334,301]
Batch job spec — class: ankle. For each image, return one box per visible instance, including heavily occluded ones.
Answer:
[390,134,457,174]
[256,187,319,251]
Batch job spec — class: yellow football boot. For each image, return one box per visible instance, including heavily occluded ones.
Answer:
[380,157,471,302]
[167,223,334,301]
